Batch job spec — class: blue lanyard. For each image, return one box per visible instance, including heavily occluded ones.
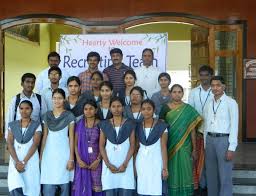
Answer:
[199,88,211,111]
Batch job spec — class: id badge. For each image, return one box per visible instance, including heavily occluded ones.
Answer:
[114,145,121,151]
[88,147,93,154]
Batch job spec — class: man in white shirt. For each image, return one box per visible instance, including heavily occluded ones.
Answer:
[35,51,70,92]
[188,65,213,194]
[135,48,160,98]
[5,73,47,139]
[204,76,238,196]
[40,66,68,111]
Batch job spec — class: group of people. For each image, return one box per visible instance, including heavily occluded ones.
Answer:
[5,47,238,196]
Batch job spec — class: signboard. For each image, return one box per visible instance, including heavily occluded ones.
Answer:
[59,33,168,76]
[244,59,256,79]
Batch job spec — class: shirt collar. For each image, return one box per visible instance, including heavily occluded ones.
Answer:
[199,84,211,92]
[20,91,36,98]
[212,92,226,103]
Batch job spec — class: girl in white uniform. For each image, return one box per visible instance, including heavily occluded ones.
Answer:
[40,88,75,196]
[7,100,42,196]
[135,99,168,196]
[99,97,136,196]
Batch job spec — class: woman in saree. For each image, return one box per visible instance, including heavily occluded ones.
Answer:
[159,84,202,196]
[72,99,104,196]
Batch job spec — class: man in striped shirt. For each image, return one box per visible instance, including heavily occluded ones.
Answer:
[103,48,133,92]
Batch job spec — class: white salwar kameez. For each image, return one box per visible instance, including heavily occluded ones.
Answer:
[135,128,167,195]
[40,123,74,184]
[102,127,135,191]
[8,126,41,196]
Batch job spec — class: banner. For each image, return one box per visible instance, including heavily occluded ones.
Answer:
[59,33,168,76]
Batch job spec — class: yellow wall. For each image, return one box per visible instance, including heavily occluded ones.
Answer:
[5,23,50,109]
[4,23,82,111]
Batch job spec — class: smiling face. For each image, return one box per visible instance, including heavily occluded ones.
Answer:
[100,85,112,100]
[170,86,184,102]
[88,56,99,70]
[111,53,123,66]
[110,100,123,117]
[22,77,35,94]
[52,92,65,109]
[19,102,32,119]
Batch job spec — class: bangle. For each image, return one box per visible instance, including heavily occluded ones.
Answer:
[68,160,74,163]
[162,168,168,172]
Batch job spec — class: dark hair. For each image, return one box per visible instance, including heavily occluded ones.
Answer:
[48,51,60,61]
[123,70,137,81]
[19,100,33,110]
[110,96,125,107]
[83,99,98,110]
[48,66,62,77]
[142,48,154,58]
[199,65,214,76]
[210,75,225,85]
[21,73,36,83]
[110,48,123,56]
[87,51,101,62]
[67,76,81,86]
[141,99,155,111]
[130,86,144,98]
[170,84,184,93]
[52,88,66,99]
[91,71,104,81]
[100,81,113,91]
[158,72,171,82]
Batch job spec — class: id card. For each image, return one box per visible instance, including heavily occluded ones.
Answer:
[113,145,121,151]
[88,147,93,154]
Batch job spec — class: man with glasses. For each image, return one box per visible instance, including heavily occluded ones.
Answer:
[188,65,214,196]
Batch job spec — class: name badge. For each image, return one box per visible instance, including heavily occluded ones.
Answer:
[88,147,93,154]
[114,145,121,151]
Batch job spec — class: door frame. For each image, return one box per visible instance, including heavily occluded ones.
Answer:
[0,13,247,140]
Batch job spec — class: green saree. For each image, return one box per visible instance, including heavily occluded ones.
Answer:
[160,103,202,196]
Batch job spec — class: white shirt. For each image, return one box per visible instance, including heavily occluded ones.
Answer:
[40,87,68,111]
[5,92,47,139]
[188,85,213,115]
[35,67,70,92]
[135,65,161,98]
[203,93,239,151]
[188,85,213,134]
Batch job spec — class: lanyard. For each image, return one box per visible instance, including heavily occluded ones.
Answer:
[85,118,96,144]
[212,100,222,118]
[199,87,211,112]
[125,96,131,106]
[20,119,31,143]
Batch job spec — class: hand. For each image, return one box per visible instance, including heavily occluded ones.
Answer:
[15,161,25,173]
[192,150,198,161]
[66,160,74,171]
[162,168,169,180]
[107,163,118,173]
[89,159,100,170]
[226,150,235,161]
[118,163,127,173]
[77,159,89,169]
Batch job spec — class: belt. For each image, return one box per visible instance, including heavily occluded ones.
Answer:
[208,132,229,137]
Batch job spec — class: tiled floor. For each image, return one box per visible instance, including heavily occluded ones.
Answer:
[0,139,255,169]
